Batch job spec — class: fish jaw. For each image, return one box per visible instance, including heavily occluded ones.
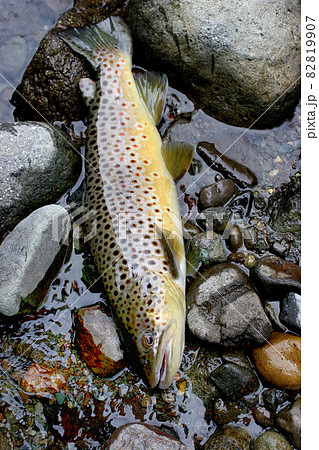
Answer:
[147,318,185,389]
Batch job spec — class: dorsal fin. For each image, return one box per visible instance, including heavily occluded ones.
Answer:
[162,142,194,182]
[134,71,168,125]
[155,225,184,279]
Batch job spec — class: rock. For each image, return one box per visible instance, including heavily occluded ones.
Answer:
[226,191,253,219]
[0,122,80,238]
[252,332,301,390]
[186,263,272,347]
[75,305,124,376]
[198,179,238,210]
[227,252,245,263]
[197,142,258,188]
[279,292,301,333]
[184,346,221,408]
[276,397,301,449]
[20,361,67,396]
[243,227,258,250]
[204,425,252,450]
[101,423,190,449]
[253,430,293,449]
[182,218,201,239]
[225,225,243,252]
[128,0,300,129]
[213,398,241,426]
[211,362,259,400]
[262,388,290,412]
[252,406,276,429]
[196,207,230,233]
[250,255,301,298]
[188,231,227,268]
[11,0,127,122]
[0,205,71,316]
[268,175,301,240]
[244,254,256,269]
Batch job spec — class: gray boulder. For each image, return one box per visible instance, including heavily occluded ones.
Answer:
[128,0,300,128]
[0,122,80,239]
[186,262,272,347]
[0,205,71,316]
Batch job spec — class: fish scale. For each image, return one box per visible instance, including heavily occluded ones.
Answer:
[60,17,193,388]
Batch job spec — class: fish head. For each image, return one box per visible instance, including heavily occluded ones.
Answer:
[135,273,185,389]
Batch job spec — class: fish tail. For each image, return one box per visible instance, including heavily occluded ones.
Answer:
[59,16,132,68]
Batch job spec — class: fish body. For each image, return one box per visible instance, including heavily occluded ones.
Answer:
[60,17,193,388]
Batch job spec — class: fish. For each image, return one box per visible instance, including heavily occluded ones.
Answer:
[59,17,194,389]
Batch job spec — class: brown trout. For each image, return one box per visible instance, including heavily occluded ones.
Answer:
[60,17,193,388]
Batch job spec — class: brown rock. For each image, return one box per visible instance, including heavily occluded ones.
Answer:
[198,179,238,210]
[75,305,124,376]
[250,255,301,298]
[102,423,189,449]
[197,142,258,188]
[252,332,301,390]
[20,361,66,396]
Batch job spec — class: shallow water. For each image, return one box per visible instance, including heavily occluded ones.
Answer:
[0,1,300,449]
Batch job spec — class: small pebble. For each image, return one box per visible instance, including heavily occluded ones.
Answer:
[244,254,256,268]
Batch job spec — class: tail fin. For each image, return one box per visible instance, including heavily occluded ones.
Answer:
[59,16,132,68]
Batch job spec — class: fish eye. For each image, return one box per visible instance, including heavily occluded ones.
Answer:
[140,331,154,351]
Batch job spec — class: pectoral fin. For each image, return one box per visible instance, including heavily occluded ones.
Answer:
[185,241,201,277]
[155,225,184,279]
[162,142,194,182]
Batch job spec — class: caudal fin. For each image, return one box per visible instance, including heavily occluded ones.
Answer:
[59,16,132,68]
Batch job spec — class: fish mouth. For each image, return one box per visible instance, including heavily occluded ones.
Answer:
[148,319,178,389]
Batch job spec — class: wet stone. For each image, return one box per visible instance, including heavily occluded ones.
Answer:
[198,179,238,210]
[196,207,230,233]
[0,205,70,316]
[75,305,124,377]
[211,362,259,400]
[252,332,301,390]
[252,406,276,429]
[250,255,301,298]
[20,361,67,397]
[101,423,190,449]
[276,397,301,449]
[253,430,293,450]
[279,292,301,333]
[0,122,80,238]
[182,218,201,239]
[262,388,290,412]
[188,231,227,268]
[213,398,241,426]
[128,1,300,129]
[225,225,243,252]
[197,142,258,188]
[186,263,272,347]
[204,425,253,450]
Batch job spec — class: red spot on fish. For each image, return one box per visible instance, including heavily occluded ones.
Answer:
[116,88,120,94]
[120,157,124,161]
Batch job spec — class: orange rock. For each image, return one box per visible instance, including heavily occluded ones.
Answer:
[252,332,300,390]
[20,361,67,396]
